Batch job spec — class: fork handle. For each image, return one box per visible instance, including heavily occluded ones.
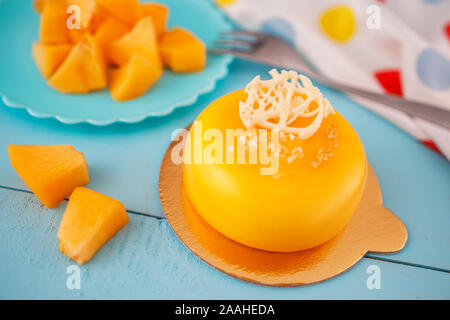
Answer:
[307,72,450,130]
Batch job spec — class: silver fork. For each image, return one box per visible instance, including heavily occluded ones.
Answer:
[211,30,450,130]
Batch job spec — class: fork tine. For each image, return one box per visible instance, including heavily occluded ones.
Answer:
[220,30,264,41]
[208,47,253,58]
[221,30,264,37]
[214,39,254,49]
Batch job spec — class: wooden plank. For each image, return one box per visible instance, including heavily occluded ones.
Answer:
[0,188,448,299]
[0,59,449,271]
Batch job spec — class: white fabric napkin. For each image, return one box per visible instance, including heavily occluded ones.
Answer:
[217,0,450,159]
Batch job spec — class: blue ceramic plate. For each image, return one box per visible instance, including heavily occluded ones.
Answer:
[0,0,232,125]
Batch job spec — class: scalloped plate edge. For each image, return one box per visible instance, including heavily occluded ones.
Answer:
[0,54,233,126]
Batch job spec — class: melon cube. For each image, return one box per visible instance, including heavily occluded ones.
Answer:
[8,145,89,208]
[108,17,161,67]
[66,0,97,29]
[67,28,86,44]
[48,34,107,93]
[32,42,73,78]
[65,0,98,43]
[94,15,131,64]
[48,59,88,93]
[88,4,110,32]
[139,2,169,38]
[38,0,97,43]
[39,0,70,44]
[159,27,206,72]
[110,53,162,101]
[33,0,48,14]
[58,187,129,264]
[96,0,140,26]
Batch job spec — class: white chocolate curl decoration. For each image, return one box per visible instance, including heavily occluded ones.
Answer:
[239,69,335,139]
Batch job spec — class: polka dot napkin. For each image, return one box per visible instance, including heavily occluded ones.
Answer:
[217,0,450,159]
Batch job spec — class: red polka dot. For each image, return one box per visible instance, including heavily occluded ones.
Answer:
[444,22,450,43]
[374,69,403,96]
[421,140,442,155]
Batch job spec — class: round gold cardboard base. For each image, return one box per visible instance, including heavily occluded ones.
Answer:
[159,141,407,286]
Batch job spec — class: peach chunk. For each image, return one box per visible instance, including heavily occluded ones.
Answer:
[67,29,86,44]
[48,34,107,93]
[38,0,98,42]
[33,0,48,14]
[65,0,98,43]
[58,187,129,264]
[108,17,161,67]
[88,4,110,32]
[94,15,131,64]
[32,42,73,78]
[8,145,89,208]
[96,0,140,26]
[159,27,206,72]
[139,2,169,38]
[66,0,97,29]
[110,53,162,101]
[39,0,70,44]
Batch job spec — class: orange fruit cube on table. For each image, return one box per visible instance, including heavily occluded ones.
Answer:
[58,187,130,264]
[8,145,89,208]
[159,27,206,72]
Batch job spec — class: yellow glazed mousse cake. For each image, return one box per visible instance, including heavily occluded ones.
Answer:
[182,70,367,252]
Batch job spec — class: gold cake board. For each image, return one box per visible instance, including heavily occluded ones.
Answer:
[159,140,407,287]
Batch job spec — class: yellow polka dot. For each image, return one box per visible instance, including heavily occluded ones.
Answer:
[216,0,237,6]
[319,5,356,43]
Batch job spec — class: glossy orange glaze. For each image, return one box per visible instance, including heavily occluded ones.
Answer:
[182,89,367,252]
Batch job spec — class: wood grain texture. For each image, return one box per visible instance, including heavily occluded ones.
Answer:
[0,188,449,299]
[0,59,449,287]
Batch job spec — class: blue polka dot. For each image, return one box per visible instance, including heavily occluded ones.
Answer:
[262,18,296,46]
[416,49,450,91]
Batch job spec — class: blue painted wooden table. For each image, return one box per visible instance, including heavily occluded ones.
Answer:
[0,59,449,299]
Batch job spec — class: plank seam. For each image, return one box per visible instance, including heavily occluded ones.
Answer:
[365,256,450,274]
[1,184,449,273]
[0,184,164,220]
